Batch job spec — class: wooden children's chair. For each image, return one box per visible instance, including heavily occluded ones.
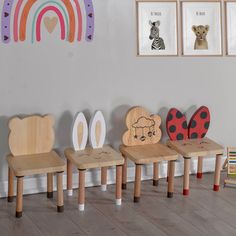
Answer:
[166,106,224,195]
[223,147,236,186]
[120,106,178,202]
[7,115,66,218]
[64,111,124,211]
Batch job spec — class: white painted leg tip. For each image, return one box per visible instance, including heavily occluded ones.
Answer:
[78,204,85,211]
[116,199,122,206]
[101,185,107,191]
[67,190,73,196]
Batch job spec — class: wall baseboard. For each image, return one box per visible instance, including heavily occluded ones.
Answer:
[0,156,226,198]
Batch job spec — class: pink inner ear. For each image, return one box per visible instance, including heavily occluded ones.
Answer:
[188,106,210,139]
[166,108,188,141]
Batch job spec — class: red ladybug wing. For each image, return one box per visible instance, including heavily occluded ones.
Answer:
[188,106,210,139]
[166,108,188,141]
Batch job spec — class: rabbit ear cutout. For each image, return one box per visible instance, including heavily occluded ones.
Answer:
[89,111,106,149]
[72,112,88,151]
[166,108,188,141]
[188,106,210,139]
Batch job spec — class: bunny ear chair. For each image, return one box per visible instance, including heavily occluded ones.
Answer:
[72,111,106,151]
[67,110,123,211]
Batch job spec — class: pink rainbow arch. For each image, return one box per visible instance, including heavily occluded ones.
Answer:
[74,0,82,41]
[13,0,24,42]
[36,6,66,41]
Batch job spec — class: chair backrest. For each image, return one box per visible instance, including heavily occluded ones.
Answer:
[122,106,162,146]
[166,106,210,141]
[9,115,55,156]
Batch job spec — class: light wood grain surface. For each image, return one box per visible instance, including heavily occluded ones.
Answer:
[64,145,124,169]
[122,106,162,146]
[120,143,178,164]
[7,151,65,176]
[9,115,55,156]
[167,137,224,157]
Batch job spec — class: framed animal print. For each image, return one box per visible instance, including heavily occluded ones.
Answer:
[225,1,236,56]
[136,0,178,56]
[181,1,222,56]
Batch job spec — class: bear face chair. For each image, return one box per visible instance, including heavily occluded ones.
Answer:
[7,115,66,218]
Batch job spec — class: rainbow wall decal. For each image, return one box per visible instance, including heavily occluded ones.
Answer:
[1,0,94,43]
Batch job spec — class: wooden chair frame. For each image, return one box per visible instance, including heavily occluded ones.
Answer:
[7,115,65,218]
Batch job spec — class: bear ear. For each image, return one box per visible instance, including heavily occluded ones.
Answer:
[205,25,209,31]
[155,20,160,26]
[9,117,21,130]
[192,25,197,32]
[44,115,55,126]
[149,20,153,26]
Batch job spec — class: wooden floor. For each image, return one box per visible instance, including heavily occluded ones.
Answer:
[0,171,236,236]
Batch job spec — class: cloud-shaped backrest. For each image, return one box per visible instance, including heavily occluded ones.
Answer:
[9,115,55,156]
[122,106,162,146]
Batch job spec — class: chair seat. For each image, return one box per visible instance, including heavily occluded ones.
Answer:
[120,143,178,164]
[64,145,124,169]
[167,137,224,158]
[7,150,66,176]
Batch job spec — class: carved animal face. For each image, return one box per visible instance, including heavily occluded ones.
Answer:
[149,20,160,40]
[192,25,209,40]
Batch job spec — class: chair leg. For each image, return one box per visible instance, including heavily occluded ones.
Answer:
[134,164,142,202]
[153,162,159,186]
[101,167,107,191]
[197,156,203,179]
[213,154,222,191]
[8,167,14,202]
[47,173,53,198]
[67,159,73,196]
[122,154,127,190]
[57,172,64,213]
[167,161,170,182]
[116,165,122,205]
[167,161,175,198]
[183,158,190,196]
[78,169,86,211]
[16,176,24,218]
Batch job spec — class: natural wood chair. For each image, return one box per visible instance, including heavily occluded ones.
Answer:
[65,111,124,211]
[7,115,66,218]
[120,106,178,202]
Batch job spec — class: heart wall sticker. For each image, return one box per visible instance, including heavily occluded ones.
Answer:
[166,106,210,141]
[43,17,58,34]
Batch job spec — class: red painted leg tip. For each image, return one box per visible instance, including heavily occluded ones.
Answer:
[197,173,203,179]
[183,189,189,196]
[213,185,220,191]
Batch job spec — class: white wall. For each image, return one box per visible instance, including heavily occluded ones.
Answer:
[0,0,232,191]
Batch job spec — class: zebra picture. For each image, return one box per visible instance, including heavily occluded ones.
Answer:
[149,20,165,50]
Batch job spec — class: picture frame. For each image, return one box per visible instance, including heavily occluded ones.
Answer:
[136,0,178,56]
[181,1,222,56]
[225,0,236,56]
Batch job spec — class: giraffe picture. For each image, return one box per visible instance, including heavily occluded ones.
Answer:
[137,1,178,56]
